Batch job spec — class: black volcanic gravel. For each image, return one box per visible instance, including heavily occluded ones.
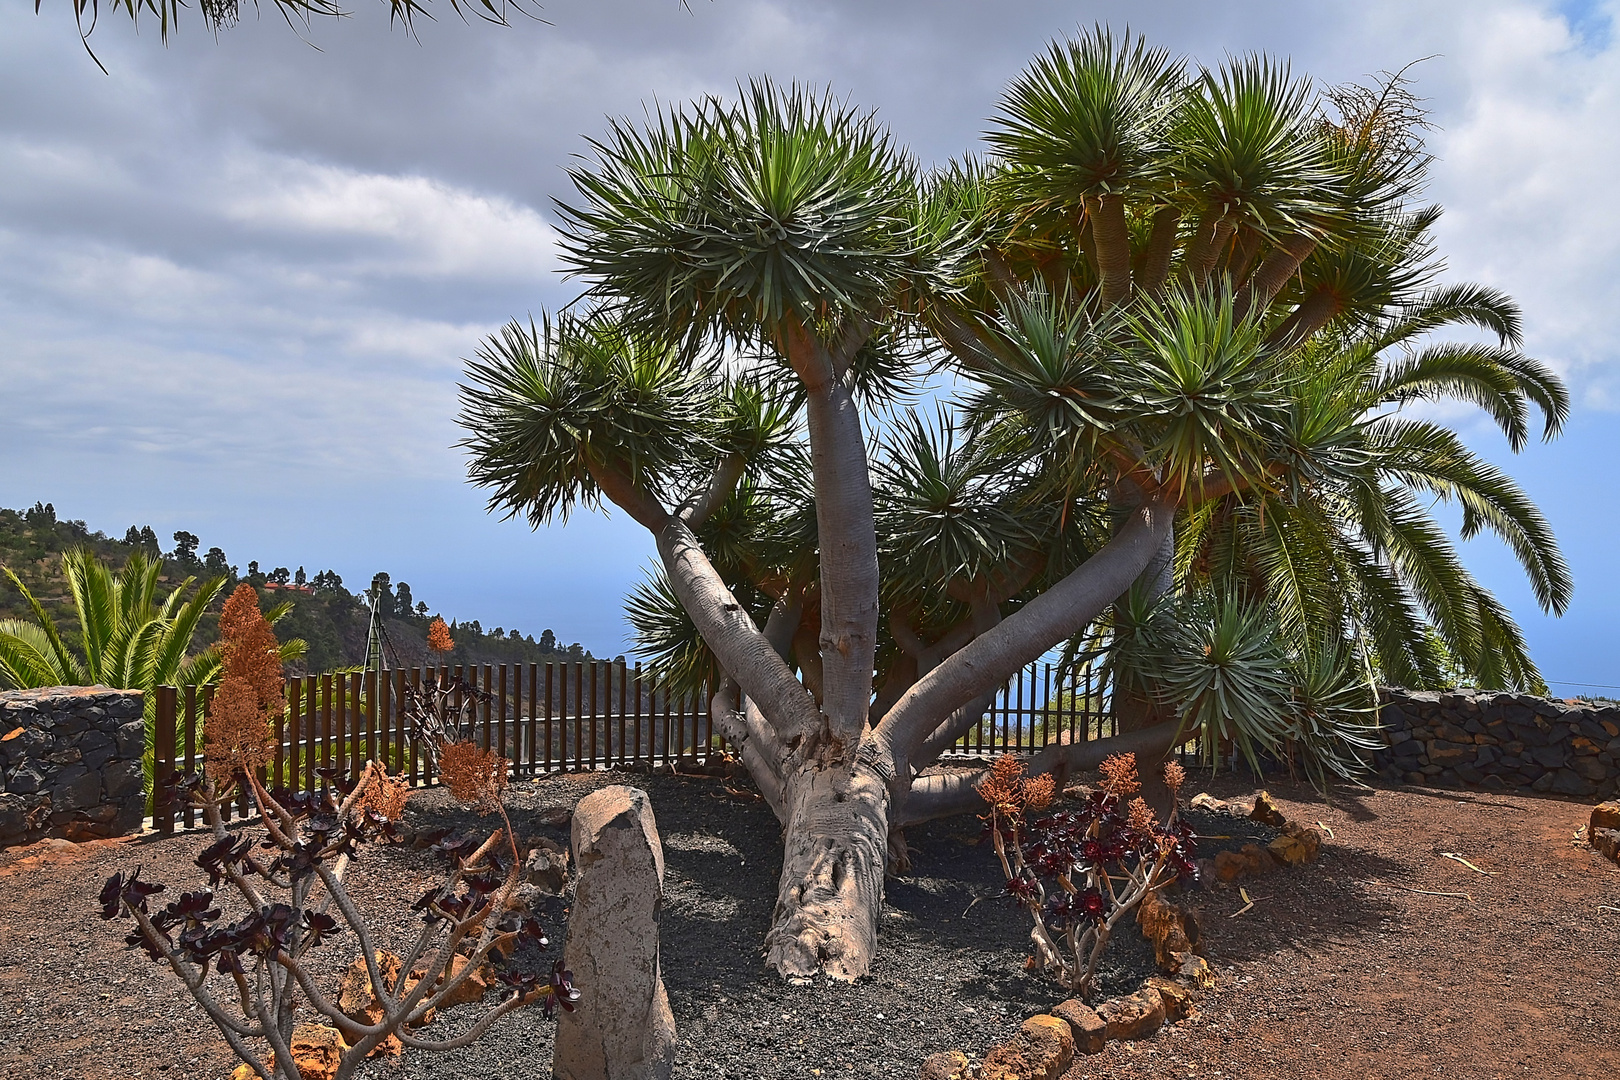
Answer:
[346,769,1175,1080]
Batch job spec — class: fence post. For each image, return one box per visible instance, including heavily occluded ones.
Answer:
[152,686,177,834]
[573,662,585,771]
[543,662,554,776]
[181,685,198,829]
[497,663,508,765]
[632,662,643,768]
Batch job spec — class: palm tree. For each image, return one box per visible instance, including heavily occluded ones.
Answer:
[0,548,306,794]
[1177,281,1570,692]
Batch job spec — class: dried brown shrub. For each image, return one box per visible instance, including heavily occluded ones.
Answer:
[427,617,454,653]
[353,765,410,823]
[204,585,282,786]
[1162,760,1186,800]
[1022,772,1055,813]
[1097,753,1142,798]
[1127,796,1159,836]
[976,755,1027,817]
[438,741,509,812]
[976,755,1054,819]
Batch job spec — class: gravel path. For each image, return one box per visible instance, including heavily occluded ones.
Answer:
[1,769,1614,1080]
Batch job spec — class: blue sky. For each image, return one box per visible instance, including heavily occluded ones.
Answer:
[2,0,1618,689]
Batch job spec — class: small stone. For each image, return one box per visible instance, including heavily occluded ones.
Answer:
[1189,792,1229,814]
[7,765,44,794]
[524,836,571,894]
[402,953,494,1011]
[1147,977,1195,1023]
[536,805,574,828]
[1267,822,1323,867]
[1549,770,1596,797]
[114,720,146,757]
[1213,850,1247,883]
[917,1050,973,1080]
[979,1014,1074,1080]
[52,769,101,811]
[1098,987,1166,1042]
[1239,843,1272,875]
[1135,890,1195,968]
[337,951,405,1025]
[103,760,145,799]
[288,1024,344,1080]
[1249,790,1286,827]
[1172,952,1216,990]
[1051,998,1107,1054]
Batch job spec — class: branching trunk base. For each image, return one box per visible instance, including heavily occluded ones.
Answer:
[764,763,890,981]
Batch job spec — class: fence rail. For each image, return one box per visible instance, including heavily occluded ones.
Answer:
[149,658,1114,833]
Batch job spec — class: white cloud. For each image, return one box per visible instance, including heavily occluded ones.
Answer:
[220,153,564,281]
[1422,1,1620,401]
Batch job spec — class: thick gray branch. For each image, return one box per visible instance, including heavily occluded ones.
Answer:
[784,316,880,749]
[875,497,1175,762]
[677,452,746,529]
[656,520,821,740]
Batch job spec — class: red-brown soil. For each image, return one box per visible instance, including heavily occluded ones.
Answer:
[1067,777,1620,1080]
[0,774,1615,1080]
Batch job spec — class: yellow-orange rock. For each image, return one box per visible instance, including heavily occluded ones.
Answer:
[337,950,404,1023]
[1051,998,1107,1054]
[1240,843,1273,875]
[1250,790,1287,827]
[1213,850,1247,883]
[1172,952,1216,990]
[1098,987,1166,1042]
[419,953,493,1009]
[1136,890,1197,969]
[979,1014,1074,1080]
[289,1024,344,1080]
[1268,822,1324,867]
[231,1025,348,1079]
[1147,977,1195,1022]
[1591,801,1620,833]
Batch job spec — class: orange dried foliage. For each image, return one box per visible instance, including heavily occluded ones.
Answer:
[1097,753,1142,798]
[354,765,410,822]
[976,755,1027,816]
[976,754,1054,819]
[204,585,283,786]
[427,618,454,653]
[1162,760,1186,800]
[1127,796,1159,835]
[438,741,508,812]
[1022,772,1055,813]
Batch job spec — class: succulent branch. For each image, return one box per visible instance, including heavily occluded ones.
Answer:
[978,752,1195,997]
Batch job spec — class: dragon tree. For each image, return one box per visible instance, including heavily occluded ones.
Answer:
[457,30,1569,980]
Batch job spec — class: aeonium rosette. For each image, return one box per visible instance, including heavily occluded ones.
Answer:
[976,752,1197,997]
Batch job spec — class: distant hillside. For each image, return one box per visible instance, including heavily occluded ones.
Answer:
[0,502,606,679]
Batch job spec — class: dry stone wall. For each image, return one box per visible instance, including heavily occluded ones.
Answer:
[0,686,147,847]
[1372,689,1620,799]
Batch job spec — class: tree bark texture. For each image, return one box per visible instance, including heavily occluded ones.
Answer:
[762,756,892,981]
[785,321,881,754]
[1090,193,1133,308]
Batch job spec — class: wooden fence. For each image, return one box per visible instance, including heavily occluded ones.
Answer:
[149,658,1114,832]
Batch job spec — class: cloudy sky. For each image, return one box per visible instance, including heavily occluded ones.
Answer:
[2,0,1617,688]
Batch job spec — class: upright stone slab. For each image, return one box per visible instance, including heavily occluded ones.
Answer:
[553,786,676,1080]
